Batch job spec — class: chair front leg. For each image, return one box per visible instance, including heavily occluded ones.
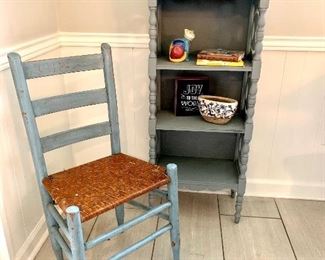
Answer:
[66,206,86,260]
[167,164,180,260]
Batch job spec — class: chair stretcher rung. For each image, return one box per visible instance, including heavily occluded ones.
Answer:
[41,121,111,152]
[152,189,168,197]
[51,227,72,259]
[47,204,70,240]
[32,88,107,117]
[127,200,169,220]
[110,224,172,260]
[23,53,103,79]
[85,202,171,250]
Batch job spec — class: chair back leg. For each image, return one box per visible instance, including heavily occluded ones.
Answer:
[115,204,125,226]
[66,206,86,260]
[41,190,64,259]
[45,215,63,260]
[167,164,180,260]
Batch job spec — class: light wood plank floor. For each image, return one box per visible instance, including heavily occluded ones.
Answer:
[35,193,325,260]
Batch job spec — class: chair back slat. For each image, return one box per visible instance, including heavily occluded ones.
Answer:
[41,121,111,153]
[7,43,120,182]
[23,53,104,79]
[32,88,107,117]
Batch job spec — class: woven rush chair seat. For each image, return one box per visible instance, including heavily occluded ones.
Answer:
[43,153,169,222]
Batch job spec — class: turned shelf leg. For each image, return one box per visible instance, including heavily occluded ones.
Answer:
[234,193,244,224]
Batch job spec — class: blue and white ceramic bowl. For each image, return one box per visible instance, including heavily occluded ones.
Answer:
[198,95,238,125]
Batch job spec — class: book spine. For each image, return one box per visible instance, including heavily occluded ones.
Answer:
[197,54,239,62]
[196,59,244,67]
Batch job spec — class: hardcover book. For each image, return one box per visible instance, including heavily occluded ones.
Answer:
[197,49,245,62]
[174,77,209,116]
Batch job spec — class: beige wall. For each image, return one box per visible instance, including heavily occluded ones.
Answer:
[265,0,325,37]
[0,1,62,259]
[58,0,148,34]
[57,0,325,37]
[0,0,58,48]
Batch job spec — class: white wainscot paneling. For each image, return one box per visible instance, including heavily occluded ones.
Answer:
[247,51,325,200]
[60,46,150,166]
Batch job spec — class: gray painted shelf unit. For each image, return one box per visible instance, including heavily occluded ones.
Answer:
[148,0,269,223]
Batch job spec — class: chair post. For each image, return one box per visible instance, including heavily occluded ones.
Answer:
[101,43,125,226]
[115,205,124,226]
[167,164,180,260]
[7,53,64,260]
[66,206,86,260]
[43,199,64,260]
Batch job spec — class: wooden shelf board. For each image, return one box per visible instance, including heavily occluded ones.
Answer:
[158,155,238,191]
[156,111,245,133]
[156,57,252,72]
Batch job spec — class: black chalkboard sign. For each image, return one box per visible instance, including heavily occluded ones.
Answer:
[174,77,209,116]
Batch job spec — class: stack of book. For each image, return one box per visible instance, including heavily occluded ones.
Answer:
[196,49,245,67]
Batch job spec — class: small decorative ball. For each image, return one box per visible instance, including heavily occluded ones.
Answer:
[170,45,185,59]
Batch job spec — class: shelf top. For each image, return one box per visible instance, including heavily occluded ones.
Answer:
[156,111,245,133]
[158,155,238,191]
[156,57,252,72]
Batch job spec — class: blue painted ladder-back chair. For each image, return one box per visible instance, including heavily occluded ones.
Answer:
[8,43,180,260]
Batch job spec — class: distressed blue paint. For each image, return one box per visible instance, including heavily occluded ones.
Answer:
[110,224,172,260]
[101,43,121,154]
[40,121,111,153]
[127,200,169,220]
[32,88,107,117]
[7,52,64,260]
[51,227,72,259]
[85,202,171,250]
[66,206,86,260]
[115,205,124,226]
[8,43,181,260]
[167,163,180,260]
[47,204,70,240]
[23,53,103,79]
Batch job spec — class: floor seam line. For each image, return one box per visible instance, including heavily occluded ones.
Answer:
[217,195,226,260]
[274,199,298,260]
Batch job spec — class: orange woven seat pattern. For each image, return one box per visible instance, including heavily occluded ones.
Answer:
[43,153,169,222]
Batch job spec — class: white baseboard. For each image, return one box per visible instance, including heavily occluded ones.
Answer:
[246,178,325,200]
[15,216,47,260]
